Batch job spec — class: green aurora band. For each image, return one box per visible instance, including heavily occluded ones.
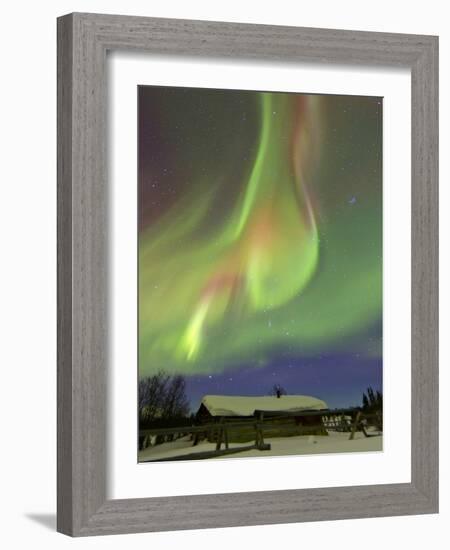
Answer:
[139,91,382,376]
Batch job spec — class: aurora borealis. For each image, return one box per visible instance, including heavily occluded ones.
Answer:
[138,86,382,410]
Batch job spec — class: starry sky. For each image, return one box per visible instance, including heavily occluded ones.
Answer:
[138,86,382,412]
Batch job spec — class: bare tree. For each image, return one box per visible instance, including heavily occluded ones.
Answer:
[138,370,170,422]
[139,371,190,422]
[268,384,287,398]
[161,375,190,419]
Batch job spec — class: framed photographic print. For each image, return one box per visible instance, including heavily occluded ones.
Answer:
[57,13,438,536]
[137,85,383,463]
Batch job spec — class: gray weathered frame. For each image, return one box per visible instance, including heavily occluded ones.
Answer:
[57,12,439,537]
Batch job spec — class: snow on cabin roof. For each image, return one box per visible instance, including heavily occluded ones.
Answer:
[200,395,328,417]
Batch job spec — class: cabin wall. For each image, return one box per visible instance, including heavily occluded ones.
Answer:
[200,415,328,443]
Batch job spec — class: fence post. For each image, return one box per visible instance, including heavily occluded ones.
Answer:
[349,411,361,440]
[216,417,224,451]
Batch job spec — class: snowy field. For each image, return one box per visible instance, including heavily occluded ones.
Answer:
[139,431,382,462]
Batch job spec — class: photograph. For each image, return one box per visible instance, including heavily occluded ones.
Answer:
[138,86,383,462]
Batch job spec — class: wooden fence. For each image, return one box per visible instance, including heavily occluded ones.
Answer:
[139,408,382,462]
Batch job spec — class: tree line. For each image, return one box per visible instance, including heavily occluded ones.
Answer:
[138,373,382,426]
[139,370,190,426]
[361,386,382,413]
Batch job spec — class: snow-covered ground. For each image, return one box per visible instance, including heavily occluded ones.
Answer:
[139,431,382,462]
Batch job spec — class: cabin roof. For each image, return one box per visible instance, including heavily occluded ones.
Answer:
[199,395,328,417]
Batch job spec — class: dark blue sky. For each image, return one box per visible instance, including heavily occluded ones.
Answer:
[185,353,382,413]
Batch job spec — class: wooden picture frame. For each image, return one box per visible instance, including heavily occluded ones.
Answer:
[57,12,438,536]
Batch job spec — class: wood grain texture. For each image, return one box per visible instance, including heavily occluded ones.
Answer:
[57,14,74,535]
[410,36,439,506]
[57,12,439,537]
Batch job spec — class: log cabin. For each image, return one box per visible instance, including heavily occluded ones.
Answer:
[196,394,329,442]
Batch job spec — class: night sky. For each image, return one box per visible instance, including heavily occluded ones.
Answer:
[138,86,382,412]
